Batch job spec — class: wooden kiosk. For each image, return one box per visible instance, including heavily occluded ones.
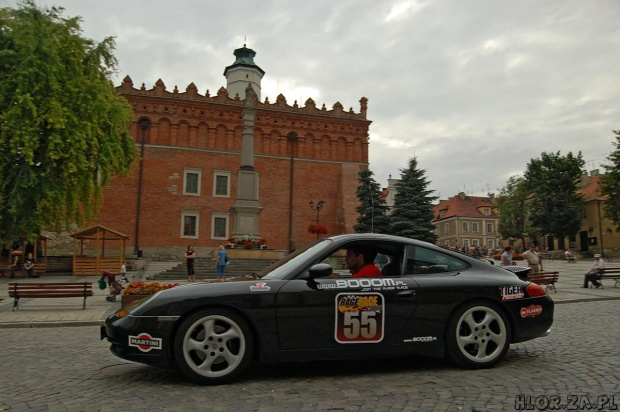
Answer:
[71,225,128,276]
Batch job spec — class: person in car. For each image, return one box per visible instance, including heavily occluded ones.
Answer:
[345,245,382,278]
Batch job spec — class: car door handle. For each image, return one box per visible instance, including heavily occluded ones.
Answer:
[397,290,416,299]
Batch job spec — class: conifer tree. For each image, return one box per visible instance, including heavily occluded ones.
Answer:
[354,168,390,234]
[389,157,438,243]
[0,2,135,242]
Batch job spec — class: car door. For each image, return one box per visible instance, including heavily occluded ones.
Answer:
[274,241,420,350]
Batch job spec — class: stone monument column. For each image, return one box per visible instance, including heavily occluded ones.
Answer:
[230,86,262,238]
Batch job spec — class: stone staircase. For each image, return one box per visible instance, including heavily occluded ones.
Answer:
[149,257,273,281]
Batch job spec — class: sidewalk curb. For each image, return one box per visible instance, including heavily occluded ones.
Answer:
[0,320,104,329]
[554,296,620,305]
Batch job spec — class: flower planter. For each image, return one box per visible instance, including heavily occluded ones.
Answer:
[121,294,147,308]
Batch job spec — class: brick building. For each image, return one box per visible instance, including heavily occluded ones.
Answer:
[89,46,371,257]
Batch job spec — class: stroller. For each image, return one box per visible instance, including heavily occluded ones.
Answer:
[100,270,124,302]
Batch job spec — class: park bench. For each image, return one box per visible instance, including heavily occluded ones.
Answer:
[527,271,559,293]
[599,268,620,288]
[8,282,93,311]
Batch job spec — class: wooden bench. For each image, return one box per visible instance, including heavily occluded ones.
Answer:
[599,268,620,288]
[8,282,93,311]
[527,271,559,293]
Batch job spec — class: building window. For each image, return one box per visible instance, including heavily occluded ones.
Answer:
[488,239,495,249]
[445,240,450,246]
[472,239,479,247]
[472,223,479,232]
[181,211,199,239]
[487,223,493,233]
[183,167,202,196]
[212,213,229,239]
[462,222,469,232]
[463,239,469,248]
[484,208,490,216]
[213,171,231,197]
[444,223,449,234]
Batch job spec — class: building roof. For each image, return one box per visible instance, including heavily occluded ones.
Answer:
[223,46,265,76]
[579,174,605,202]
[432,193,498,222]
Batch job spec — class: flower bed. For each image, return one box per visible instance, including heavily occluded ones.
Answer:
[123,281,180,296]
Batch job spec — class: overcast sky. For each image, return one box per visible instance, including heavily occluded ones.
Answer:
[9,0,620,200]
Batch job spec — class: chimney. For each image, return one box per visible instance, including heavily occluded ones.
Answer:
[458,192,466,200]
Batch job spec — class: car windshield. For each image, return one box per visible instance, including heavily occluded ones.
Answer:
[260,239,334,280]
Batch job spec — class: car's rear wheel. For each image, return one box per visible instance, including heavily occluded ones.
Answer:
[173,309,253,384]
[446,301,511,368]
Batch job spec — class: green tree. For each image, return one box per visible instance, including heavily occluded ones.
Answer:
[600,130,620,231]
[389,157,437,243]
[524,151,585,242]
[0,1,135,242]
[353,168,390,234]
[497,176,529,247]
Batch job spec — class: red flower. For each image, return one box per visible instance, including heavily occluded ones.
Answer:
[307,224,328,235]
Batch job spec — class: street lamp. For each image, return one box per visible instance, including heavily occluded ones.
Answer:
[309,200,325,239]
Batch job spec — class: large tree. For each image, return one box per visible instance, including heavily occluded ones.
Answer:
[0,1,135,242]
[600,130,620,231]
[524,151,585,241]
[353,168,390,234]
[389,157,437,243]
[497,176,530,247]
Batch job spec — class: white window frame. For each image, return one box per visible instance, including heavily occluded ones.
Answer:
[444,240,450,246]
[181,211,200,239]
[444,223,449,234]
[487,239,495,249]
[462,222,469,232]
[183,167,202,196]
[472,239,479,247]
[211,213,229,239]
[213,170,231,198]
[487,223,493,233]
[472,222,479,233]
[484,208,490,216]
[463,239,470,248]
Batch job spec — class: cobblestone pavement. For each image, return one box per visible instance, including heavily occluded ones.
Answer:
[1,300,619,411]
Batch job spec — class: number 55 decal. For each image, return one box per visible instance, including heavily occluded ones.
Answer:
[335,293,385,343]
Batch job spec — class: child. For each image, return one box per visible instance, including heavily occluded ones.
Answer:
[100,270,123,302]
[120,262,128,282]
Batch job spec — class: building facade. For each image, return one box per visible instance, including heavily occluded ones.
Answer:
[82,46,371,257]
[432,192,501,251]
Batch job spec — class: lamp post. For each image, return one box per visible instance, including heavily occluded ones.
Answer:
[309,200,325,239]
[134,117,150,257]
[287,132,298,252]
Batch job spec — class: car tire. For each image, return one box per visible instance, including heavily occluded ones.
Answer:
[173,308,253,384]
[446,300,511,368]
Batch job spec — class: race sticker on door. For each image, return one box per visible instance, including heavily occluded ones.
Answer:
[335,293,385,344]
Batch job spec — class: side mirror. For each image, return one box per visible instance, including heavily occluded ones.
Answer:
[308,263,333,279]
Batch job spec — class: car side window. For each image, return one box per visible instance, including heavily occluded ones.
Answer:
[405,245,469,275]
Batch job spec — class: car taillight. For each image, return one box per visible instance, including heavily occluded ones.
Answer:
[526,282,546,297]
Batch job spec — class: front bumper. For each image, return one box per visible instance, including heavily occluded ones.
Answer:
[101,312,178,369]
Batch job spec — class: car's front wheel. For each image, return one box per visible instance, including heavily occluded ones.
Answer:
[173,309,253,384]
[446,301,511,368]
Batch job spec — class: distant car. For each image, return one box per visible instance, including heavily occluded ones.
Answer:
[101,234,553,384]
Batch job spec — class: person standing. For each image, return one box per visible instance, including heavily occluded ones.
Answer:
[582,254,605,288]
[522,243,541,274]
[500,246,513,267]
[215,245,228,282]
[185,245,196,282]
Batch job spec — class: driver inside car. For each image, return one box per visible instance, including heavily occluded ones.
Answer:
[330,244,382,278]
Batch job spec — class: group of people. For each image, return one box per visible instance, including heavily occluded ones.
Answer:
[185,245,229,282]
[9,252,38,279]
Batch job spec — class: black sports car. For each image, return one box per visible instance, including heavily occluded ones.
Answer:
[101,234,553,384]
